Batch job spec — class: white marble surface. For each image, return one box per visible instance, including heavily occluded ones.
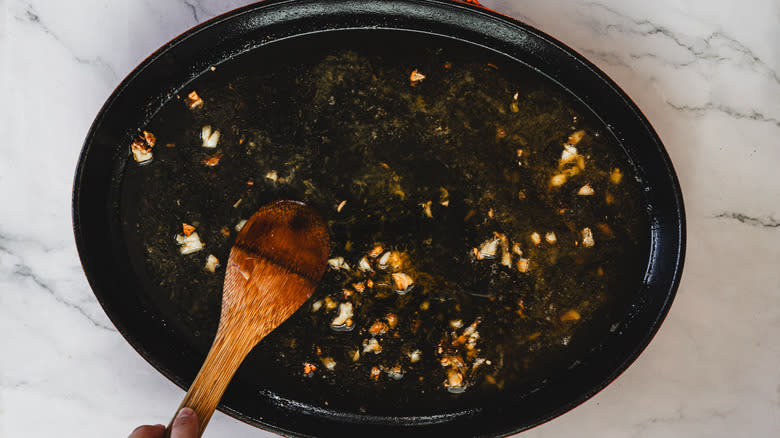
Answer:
[1,0,778,436]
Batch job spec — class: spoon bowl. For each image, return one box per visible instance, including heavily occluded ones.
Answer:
[163,200,330,437]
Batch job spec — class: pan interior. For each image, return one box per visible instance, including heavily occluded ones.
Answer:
[119,29,650,419]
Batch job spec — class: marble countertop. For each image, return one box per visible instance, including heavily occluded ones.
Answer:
[2,0,778,436]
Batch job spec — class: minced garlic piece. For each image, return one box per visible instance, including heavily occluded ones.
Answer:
[560,145,578,165]
[175,232,204,255]
[130,144,152,162]
[392,272,414,293]
[420,200,433,218]
[463,319,480,336]
[610,168,623,184]
[445,369,465,392]
[561,309,581,322]
[331,302,354,329]
[578,184,595,196]
[377,251,403,271]
[530,232,542,246]
[130,137,154,163]
[186,91,204,109]
[368,245,384,258]
[464,325,480,350]
[377,251,391,268]
[477,237,500,260]
[182,223,195,236]
[386,365,404,380]
[327,257,350,271]
[409,69,426,85]
[204,254,219,273]
[201,125,221,148]
[559,136,586,172]
[369,320,389,336]
[363,338,382,354]
[516,258,530,273]
[545,232,557,244]
[439,187,450,206]
[303,362,317,377]
[496,233,511,267]
[501,251,512,268]
[358,257,372,272]
[142,131,156,147]
[510,92,520,112]
[320,356,336,371]
[201,153,223,167]
[385,313,398,329]
[582,227,595,247]
[550,173,568,187]
[440,355,465,368]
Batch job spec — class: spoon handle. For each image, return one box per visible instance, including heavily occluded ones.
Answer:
[163,328,257,437]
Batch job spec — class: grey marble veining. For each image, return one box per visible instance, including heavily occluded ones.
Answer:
[1,0,778,437]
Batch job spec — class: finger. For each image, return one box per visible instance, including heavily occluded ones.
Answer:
[128,424,165,438]
[171,407,199,438]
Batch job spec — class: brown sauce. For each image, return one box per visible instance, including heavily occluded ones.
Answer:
[121,36,649,415]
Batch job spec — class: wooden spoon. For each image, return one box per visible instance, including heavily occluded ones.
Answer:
[163,200,330,437]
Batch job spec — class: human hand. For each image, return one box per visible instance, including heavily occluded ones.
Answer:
[128,407,199,438]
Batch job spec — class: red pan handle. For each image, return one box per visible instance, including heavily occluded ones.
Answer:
[451,0,508,17]
[453,0,485,6]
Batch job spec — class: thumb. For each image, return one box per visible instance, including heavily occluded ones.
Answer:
[171,408,199,438]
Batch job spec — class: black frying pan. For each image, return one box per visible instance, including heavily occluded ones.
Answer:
[72,0,685,436]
